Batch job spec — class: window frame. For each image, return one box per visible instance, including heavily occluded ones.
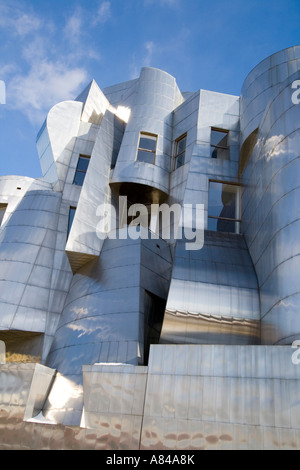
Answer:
[210,127,230,160]
[173,133,187,170]
[207,179,241,234]
[73,154,91,186]
[136,132,158,165]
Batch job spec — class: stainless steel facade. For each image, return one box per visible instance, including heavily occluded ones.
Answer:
[0,46,300,449]
[1,345,299,450]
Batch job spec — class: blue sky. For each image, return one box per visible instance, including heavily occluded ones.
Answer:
[0,0,299,179]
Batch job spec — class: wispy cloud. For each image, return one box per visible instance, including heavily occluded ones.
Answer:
[9,60,88,124]
[144,41,155,67]
[130,41,156,78]
[0,1,41,36]
[92,1,111,25]
[64,9,83,45]
[0,1,97,125]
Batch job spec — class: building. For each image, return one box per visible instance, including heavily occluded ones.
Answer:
[0,45,300,450]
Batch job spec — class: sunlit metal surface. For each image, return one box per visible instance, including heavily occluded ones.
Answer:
[160,233,260,345]
[109,67,184,196]
[43,234,172,425]
[161,310,260,345]
[140,344,300,450]
[241,45,300,344]
[1,345,300,450]
[81,364,148,449]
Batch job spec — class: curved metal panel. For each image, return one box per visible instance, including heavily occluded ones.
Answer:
[240,45,300,144]
[161,233,260,345]
[242,69,300,344]
[110,67,184,194]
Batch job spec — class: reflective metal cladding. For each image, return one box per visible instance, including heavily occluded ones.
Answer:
[0,47,300,449]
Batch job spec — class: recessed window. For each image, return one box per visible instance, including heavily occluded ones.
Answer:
[211,128,229,160]
[0,204,7,226]
[174,134,187,170]
[67,206,76,238]
[73,155,90,186]
[208,181,241,234]
[137,133,157,164]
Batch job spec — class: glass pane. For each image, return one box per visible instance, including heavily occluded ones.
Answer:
[139,135,156,152]
[207,216,218,231]
[176,136,186,155]
[68,207,76,236]
[175,153,185,169]
[208,216,238,233]
[137,149,155,164]
[76,156,90,172]
[211,146,229,160]
[208,182,238,221]
[217,218,236,233]
[73,171,86,186]
[211,129,228,148]
[211,147,218,159]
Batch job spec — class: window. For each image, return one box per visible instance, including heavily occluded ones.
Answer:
[211,128,229,160]
[0,204,7,226]
[208,181,241,234]
[73,155,90,186]
[174,134,187,170]
[137,133,157,164]
[67,207,76,238]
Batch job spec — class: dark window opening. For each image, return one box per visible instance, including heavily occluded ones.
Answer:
[137,133,157,164]
[174,133,187,170]
[67,206,76,238]
[143,290,166,365]
[211,128,229,160]
[73,155,90,186]
[208,181,241,234]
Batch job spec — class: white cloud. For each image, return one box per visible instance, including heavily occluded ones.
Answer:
[9,60,88,124]
[63,10,100,60]
[130,41,156,78]
[13,12,41,36]
[144,41,155,67]
[0,2,102,125]
[0,64,17,79]
[64,9,83,45]
[93,1,111,25]
[0,2,41,36]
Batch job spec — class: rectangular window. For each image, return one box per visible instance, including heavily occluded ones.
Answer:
[174,134,187,170]
[67,206,76,238]
[0,204,7,226]
[73,155,90,186]
[137,133,157,164]
[211,128,229,160]
[208,181,241,234]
